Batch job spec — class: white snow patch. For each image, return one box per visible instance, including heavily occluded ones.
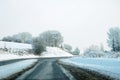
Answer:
[0,41,32,49]
[0,59,37,79]
[0,41,39,61]
[60,57,120,79]
[41,47,73,57]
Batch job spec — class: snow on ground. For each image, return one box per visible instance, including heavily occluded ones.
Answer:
[0,46,72,79]
[0,41,32,49]
[0,47,72,61]
[0,41,72,61]
[0,59,37,79]
[60,57,120,79]
[0,41,39,61]
[41,47,73,57]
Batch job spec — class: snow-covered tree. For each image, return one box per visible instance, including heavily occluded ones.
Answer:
[32,30,63,55]
[63,44,72,53]
[2,36,14,42]
[72,47,80,55]
[32,37,46,55]
[2,36,21,43]
[39,30,63,47]
[13,32,32,43]
[100,43,104,51]
[2,32,33,44]
[107,27,120,52]
[84,45,104,57]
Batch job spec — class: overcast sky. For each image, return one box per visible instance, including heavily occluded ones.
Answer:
[0,0,120,52]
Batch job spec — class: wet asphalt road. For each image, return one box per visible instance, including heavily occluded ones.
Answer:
[0,58,114,80]
[16,59,70,80]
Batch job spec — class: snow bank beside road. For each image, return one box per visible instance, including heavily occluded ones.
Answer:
[60,57,120,79]
[41,47,73,57]
[0,59,37,79]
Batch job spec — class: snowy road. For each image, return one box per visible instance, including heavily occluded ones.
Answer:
[1,58,116,80]
[16,58,70,80]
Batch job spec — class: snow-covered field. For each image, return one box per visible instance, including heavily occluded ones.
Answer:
[60,57,120,79]
[0,41,72,61]
[0,59,37,79]
[0,46,73,61]
[0,41,32,49]
[41,47,73,57]
[0,41,39,61]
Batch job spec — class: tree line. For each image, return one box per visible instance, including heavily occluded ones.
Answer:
[83,27,120,58]
[1,27,120,55]
[1,30,80,55]
[2,32,32,44]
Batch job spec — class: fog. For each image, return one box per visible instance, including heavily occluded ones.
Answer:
[0,0,120,52]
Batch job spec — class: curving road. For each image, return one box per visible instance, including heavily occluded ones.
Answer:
[16,59,70,80]
[1,58,113,80]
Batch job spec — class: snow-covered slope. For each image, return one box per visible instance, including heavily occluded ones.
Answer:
[0,41,32,49]
[0,42,72,61]
[41,47,73,57]
[60,57,120,79]
[0,41,39,61]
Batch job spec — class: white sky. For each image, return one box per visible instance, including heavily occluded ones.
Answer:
[0,0,120,52]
